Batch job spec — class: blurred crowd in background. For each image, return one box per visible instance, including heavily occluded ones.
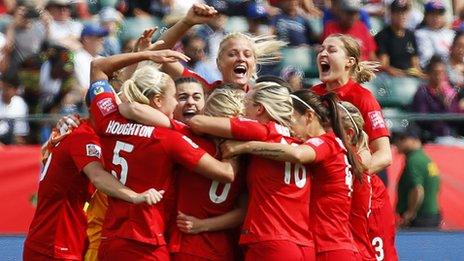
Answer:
[0,0,464,146]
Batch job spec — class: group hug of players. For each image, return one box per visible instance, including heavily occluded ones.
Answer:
[22,3,399,261]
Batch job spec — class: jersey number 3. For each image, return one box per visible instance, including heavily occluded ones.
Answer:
[111,141,134,185]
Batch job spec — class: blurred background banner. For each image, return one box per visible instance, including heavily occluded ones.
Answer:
[0,144,463,234]
[0,146,40,234]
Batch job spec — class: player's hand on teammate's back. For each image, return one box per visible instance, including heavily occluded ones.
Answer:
[134,188,165,205]
[220,140,247,158]
[177,211,205,234]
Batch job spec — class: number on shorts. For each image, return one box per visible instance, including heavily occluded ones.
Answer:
[372,236,385,261]
[209,181,232,204]
[111,141,134,185]
[281,138,307,188]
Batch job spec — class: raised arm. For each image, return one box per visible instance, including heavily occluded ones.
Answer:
[188,115,234,138]
[156,4,218,78]
[220,140,316,164]
[90,50,189,83]
[83,161,164,205]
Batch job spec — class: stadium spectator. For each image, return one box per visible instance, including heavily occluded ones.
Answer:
[270,0,319,47]
[375,0,424,78]
[196,12,228,63]
[322,0,372,29]
[45,0,83,50]
[0,74,29,145]
[322,0,377,61]
[411,55,459,141]
[395,126,441,228]
[415,1,455,68]
[99,7,123,57]
[39,45,77,115]
[73,24,108,96]
[181,34,221,83]
[1,5,48,75]
[446,31,464,89]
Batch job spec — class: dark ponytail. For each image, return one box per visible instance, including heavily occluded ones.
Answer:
[322,93,364,181]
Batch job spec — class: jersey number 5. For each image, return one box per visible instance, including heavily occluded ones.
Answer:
[111,141,134,185]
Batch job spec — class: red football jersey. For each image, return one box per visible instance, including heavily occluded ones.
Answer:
[229,118,313,247]
[24,121,103,259]
[87,80,207,246]
[304,132,357,253]
[350,174,376,260]
[311,79,389,142]
[169,128,245,260]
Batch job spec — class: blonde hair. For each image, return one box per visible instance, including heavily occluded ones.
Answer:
[250,81,293,128]
[339,101,365,146]
[327,34,379,84]
[120,65,172,104]
[217,33,287,78]
[203,84,245,117]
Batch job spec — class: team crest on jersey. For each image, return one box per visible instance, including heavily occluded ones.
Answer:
[182,135,199,149]
[368,111,386,130]
[307,137,324,147]
[86,144,102,158]
[97,97,117,116]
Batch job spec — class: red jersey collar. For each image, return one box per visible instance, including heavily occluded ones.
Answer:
[312,78,356,97]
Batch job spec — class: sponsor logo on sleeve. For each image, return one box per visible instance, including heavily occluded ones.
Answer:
[182,135,199,149]
[97,97,117,116]
[86,144,102,158]
[368,111,386,130]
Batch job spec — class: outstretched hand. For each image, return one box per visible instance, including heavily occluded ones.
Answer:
[134,28,167,52]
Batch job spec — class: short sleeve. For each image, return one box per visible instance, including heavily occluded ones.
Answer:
[182,67,213,91]
[230,118,269,141]
[88,80,118,132]
[161,130,207,170]
[358,95,390,141]
[69,130,103,172]
[304,137,332,164]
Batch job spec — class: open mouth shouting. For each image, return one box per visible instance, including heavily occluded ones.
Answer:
[320,61,331,74]
[182,108,198,120]
[233,64,247,78]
